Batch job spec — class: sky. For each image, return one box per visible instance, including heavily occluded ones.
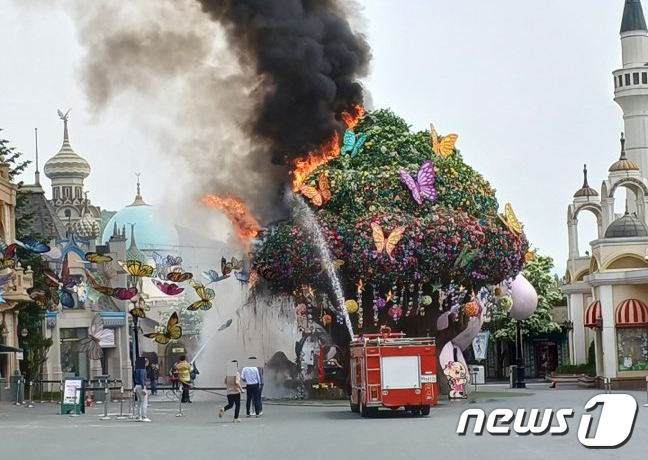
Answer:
[0,0,634,274]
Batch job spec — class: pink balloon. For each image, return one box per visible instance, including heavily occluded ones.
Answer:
[510,274,538,320]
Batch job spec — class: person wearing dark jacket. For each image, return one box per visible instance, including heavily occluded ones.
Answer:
[134,357,151,422]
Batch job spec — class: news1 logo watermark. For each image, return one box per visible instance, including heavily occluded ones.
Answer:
[456,394,639,448]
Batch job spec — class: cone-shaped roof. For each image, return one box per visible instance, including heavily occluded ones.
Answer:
[621,0,647,33]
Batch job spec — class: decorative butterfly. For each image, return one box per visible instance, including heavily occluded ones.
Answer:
[0,290,5,305]
[166,269,193,283]
[112,287,138,301]
[524,251,534,263]
[44,269,76,308]
[498,203,523,235]
[85,270,138,300]
[0,269,14,289]
[129,297,150,319]
[165,255,182,267]
[341,129,367,158]
[16,236,50,254]
[144,312,182,345]
[0,242,16,268]
[76,282,89,302]
[454,246,479,269]
[300,172,331,207]
[27,287,47,306]
[118,260,155,277]
[80,314,114,360]
[152,279,184,296]
[218,319,233,331]
[222,257,234,276]
[230,257,244,271]
[371,223,406,260]
[85,252,113,263]
[234,271,250,283]
[187,280,216,311]
[430,124,458,157]
[320,259,344,274]
[399,160,436,205]
[201,269,228,284]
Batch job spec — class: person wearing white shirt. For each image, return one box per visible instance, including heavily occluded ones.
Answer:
[241,364,262,417]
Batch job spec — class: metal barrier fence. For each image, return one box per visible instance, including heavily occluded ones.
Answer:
[28,380,227,419]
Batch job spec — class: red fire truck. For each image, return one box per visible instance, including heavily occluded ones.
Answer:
[348,332,437,416]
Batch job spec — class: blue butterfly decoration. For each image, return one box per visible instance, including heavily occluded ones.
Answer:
[58,289,75,308]
[0,290,5,305]
[340,129,367,158]
[234,271,250,284]
[16,236,51,254]
[201,269,229,284]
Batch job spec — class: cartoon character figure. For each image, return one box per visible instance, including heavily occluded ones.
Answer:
[444,361,468,399]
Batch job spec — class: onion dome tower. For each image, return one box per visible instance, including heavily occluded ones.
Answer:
[609,133,640,173]
[44,109,101,240]
[573,164,599,199]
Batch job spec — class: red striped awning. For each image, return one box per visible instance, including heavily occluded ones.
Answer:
[615,299,648,327]
[584,300,601,328]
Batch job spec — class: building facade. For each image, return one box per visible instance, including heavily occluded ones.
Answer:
[563,0,648,389]
[0,153,34,399]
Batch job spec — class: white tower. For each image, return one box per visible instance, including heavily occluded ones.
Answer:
[614,0,648,212]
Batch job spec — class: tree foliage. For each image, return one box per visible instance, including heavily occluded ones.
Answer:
[488,253,562,342]
[254,110,528,335]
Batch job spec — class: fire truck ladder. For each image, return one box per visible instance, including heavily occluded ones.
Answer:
[365,338,382,404]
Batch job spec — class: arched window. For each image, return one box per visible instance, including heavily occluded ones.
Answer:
[64,209,71,218]
[53,188,59,200]
[63,187,71,199]
[75,187,82,199]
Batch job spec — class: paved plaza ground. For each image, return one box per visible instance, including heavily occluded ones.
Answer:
[1,384,647,460]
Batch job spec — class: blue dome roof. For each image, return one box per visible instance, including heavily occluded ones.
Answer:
[102,197,179,250]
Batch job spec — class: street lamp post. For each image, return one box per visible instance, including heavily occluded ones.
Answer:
[514,321,526,389]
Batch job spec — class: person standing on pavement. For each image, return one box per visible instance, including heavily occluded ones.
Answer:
[241,363,262,417]
[134,357,151,422]
[248,356,264,415]
[219,360,244,423]
[176,356,193,403]
[149,363,159,396]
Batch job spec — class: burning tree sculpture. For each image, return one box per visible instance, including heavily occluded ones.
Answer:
[254,109,528,348]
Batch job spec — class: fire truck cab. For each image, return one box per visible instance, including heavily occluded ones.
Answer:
[349,332,437,417]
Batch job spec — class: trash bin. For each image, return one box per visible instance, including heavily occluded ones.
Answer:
[509,365,517,389]
[10,372,24,403]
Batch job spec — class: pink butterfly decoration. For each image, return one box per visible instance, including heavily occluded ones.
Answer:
[399,160,436,205]
[152,280,184,296]
[112,287,138,301]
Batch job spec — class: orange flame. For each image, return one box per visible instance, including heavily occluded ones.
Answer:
[248,271,258,288]
[357,279,364,291]
[201,195,261,240]
[291,104,365,191]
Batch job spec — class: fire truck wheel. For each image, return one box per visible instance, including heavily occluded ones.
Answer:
[350,398,360,413]
[410,407,421,416]
[361,403,377,418]
[420,406,431,416]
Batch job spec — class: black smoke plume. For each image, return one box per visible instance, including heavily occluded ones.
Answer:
[196,0,371,164]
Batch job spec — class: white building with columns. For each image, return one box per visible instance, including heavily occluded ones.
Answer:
[563,0,648,389]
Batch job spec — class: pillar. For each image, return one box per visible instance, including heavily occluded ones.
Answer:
[569,294,587,365]
[568,219,579,258]
[598,285,617,379]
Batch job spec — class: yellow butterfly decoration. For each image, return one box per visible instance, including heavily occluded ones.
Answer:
[144,312,182,345]
[187,280,216,311]
[498,203,523,235]
[524,251,535,263]
[129,297,150,319]
[371,222,406,260]
[300,172,332,207]
[118,260,155,277]
[85,252,113,263]
[430,123,458,157]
